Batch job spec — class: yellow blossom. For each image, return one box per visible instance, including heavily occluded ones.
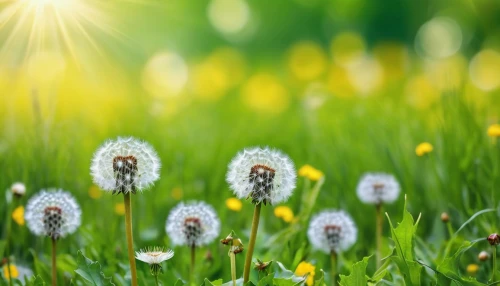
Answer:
[241,73,289,115]
[488,124,500,137]
[226,198,243,212]
[415,142,433,157]
[466,264,479,275]
[274,206,294,223]
[295,261,315,286]
[171,187,183,200]
[288,41,328,81]
[3,265,19,280]
[88,185,102,199]
[298,164,324,181]
[12,206,25,226]
[114,203,125,216]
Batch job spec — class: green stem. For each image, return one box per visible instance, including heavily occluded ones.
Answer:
[331,250,337,286]
[446,221,454,239]
[51,239,57,286]
[493,245,497,282]
[5,202,13,286]
[124,193,138,286]
[190,244,196,285]
[243,203,262,283]
[230,252,236,286]
[376,203,383,269]
[155,275,159,286]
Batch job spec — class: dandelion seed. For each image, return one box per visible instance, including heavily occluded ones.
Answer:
[307,210,357,254]
[136,247,174,279]
[356,172,400,205]
[11,182,26,198]
[226,147,296,205]
[166,201,221,247]
[25,189,81,240]
[90,137,161,194]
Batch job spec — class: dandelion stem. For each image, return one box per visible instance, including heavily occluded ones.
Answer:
[376,203,383,269]
[123,193,138,286]
[493,245,497,282]
[243,203,262,283]
[154,274,159,286]
[190,244,196,285]
[331,250,337,286]
[51,238,57,286]
[230,251,237,286]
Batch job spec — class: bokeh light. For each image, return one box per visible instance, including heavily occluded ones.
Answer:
[469,49,500,91]
[207,0,251,35]
[241,73,289,114]
[415,17,463,59]
[142,51,189,98]
[330,32,366,68]
[288,41,328,81]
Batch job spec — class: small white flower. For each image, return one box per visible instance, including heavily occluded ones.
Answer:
[25,189,81,240]
[356,172,400,205]
[226,147,296,205]
[90,137,161,194]
[166,201,220,247]
[11,182,26,197]
[135,247,174,265]
[307,210,357,254]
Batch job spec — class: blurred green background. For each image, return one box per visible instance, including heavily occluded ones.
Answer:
[1,0,500,284]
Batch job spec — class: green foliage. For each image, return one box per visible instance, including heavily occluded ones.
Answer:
[74,251,114,286]
[339,256,371,286]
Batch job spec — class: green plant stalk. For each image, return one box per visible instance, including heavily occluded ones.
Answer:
[493,245,497,282]
[243,203,262,283]
[190,244,196,285]
[446,221,454,239]
[376,203,383,269]
[331,250,337,286]
[124,193,138,286]
[154,274,159,286]
[51,238,57,286]
[230,251,236,286]
[5,201,13,286]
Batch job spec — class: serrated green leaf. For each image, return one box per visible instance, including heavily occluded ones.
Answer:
[74,250,114,286]
[27,275,46,286]
[257,273,274,286]
[204,278,223,285]
[339,256,370,286]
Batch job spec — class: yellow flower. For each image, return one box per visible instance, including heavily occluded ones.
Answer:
[415,142,433,157]
[114,203,125,216]
[241,73,289,115]
[3,264,19,280]
[171,187,183,200]
[295,261,315,286]
[274,206,294,223]
[88,185,102,199]
[298,164,324,181]
[12,206,25,226]
[466,264,479,275]
[488,124,500,137]
[226,198,242,212]
[288,41,328,81]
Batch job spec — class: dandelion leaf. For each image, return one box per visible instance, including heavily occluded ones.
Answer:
[257,273,274,286]
[74,250,114,286]
[314,269,326,286]
[204,278,223,285]
[27,275,45,286]
[339,256,370,286]
[174,279,186,286]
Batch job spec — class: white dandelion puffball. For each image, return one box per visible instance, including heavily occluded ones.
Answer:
[166,201,221,247]
[307,210,357,254]
[25,189,81,240]
[136,247,174,265]
[356,172,400,205]
[226,147,296,205]
[11,182,26,197]
[90,137,161,194]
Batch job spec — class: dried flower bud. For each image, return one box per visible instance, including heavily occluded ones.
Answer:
[254,259,272,272]
[488,233,500,246]
[478,251,489,261]
[440,212,449,223]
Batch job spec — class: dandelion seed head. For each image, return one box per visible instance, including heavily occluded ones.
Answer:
[135,247,174,265]
[25,189,81,240]
[356,172,400,205]
[90,137,161,194]
[166,201,220,247]
[11,182,26,197]
[226,147,296,205]
[307,210,357,254]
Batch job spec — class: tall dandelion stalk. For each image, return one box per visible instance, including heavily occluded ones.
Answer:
[135,247,174,286]
[226,147,296,283]
[356,172,400,268]
[307,210,357,285]
[24,189,81,286]
[166,201,220,285]
[91,137,161,286]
